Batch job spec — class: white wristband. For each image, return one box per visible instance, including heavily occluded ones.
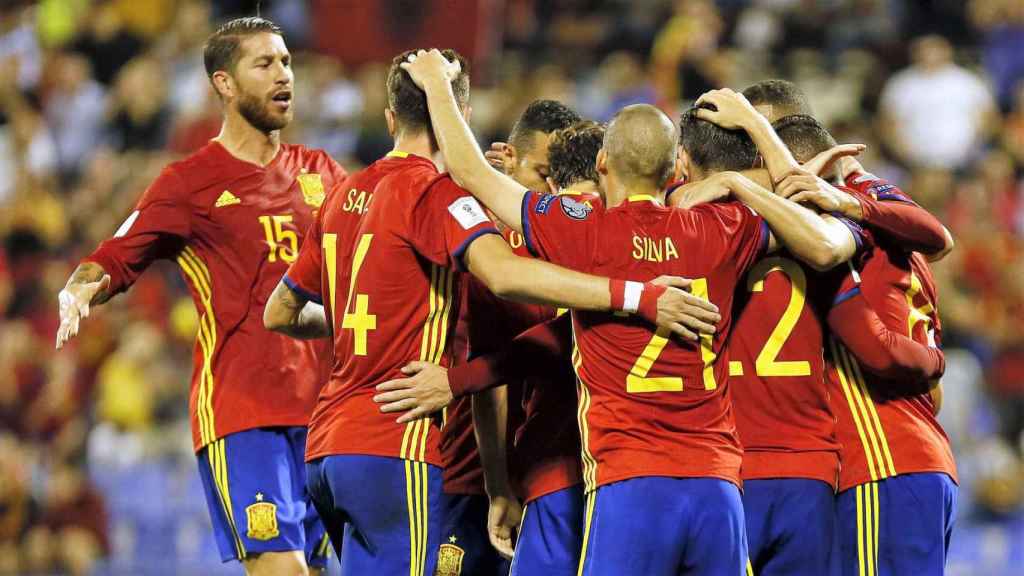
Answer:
[623,281,643,314]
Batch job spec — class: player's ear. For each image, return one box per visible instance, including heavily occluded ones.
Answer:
[545,176,558,195]
[384,108,396,137]
[211,71,233,100]
[673,146,684,182]
[678,146,694,182]
[596,148,608,175]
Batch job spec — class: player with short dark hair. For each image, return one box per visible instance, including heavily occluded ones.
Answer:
[547,120,605,190]
[280,48,716,576]
[57,17,344,576]
[399,51,867,575]
[489,99,582,191]
[742,79,813,123]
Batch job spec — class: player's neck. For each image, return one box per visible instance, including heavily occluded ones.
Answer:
[392,132,440,167]
[604,179,664,208]
[739,168,772,189]
[213,114,282,167]
[560,180,599,197]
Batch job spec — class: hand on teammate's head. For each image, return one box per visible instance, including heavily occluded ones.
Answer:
[694,88,760,131]
[400,48,462,90]
[802,144,867,181]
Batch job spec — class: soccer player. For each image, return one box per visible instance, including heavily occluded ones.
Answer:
[435,100,582,576]
[399,50,865,575]
[55,18,343,576]
[271,48,717,576]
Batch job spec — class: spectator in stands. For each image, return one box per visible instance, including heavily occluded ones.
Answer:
[879,34,997,169]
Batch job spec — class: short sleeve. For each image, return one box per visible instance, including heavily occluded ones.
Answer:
[521,191,598,270]
[709,203,769,276]
[829,212,875,256]
[84,167,192,294]
[406,177,501,270]
[283,209,325,305]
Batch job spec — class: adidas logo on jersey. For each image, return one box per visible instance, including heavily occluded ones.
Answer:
[215,190,241,207]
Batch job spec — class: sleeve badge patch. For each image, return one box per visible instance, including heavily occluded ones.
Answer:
[245,499,280,541]
[535,193,557,214]
[448,196,490,230]
[560,195,593,220]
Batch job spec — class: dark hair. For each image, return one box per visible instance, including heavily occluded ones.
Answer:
[548,120,605,188]
[741,79,812,119]
[772,114,837,164]
[679,102,758,173]
[386,49,470,133]
[508,100,581,152]
[203,17,283,78]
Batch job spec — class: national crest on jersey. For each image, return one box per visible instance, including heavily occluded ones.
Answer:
[297,172,326,208]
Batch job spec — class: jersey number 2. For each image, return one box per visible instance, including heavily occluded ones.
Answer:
[627,278,718,392]
[730,257,810,377]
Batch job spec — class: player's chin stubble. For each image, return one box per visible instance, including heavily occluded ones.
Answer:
[237,90,290,133]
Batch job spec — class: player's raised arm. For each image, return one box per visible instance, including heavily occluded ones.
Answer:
[402,49,529,233]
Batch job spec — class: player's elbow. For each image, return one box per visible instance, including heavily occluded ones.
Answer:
[263,298,292,333]
[804,240,845,272]
[927,227,955,262]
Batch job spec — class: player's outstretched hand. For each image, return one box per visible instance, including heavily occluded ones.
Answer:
[400,48,461,90]
[650,276,721,342]
[487,492,522,559]
[802,144,866,180]
[777,169,861,217]
[694,88,760,131]
[55,274,110,349]
[373,361,453,424]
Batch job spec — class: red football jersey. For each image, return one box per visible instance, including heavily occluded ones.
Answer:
[85,141,346,451]
[729,215,870,487]
[304,152,499,466]
[523,192,768,491]
[827,245,957,492]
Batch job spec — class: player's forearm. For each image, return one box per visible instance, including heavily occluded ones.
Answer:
[743,115,800,184]
[66,262,112,305]
[858,196,952,257]
[474,252,611,310]
[828,293,945,385]
[732,179,850,270]
[421,77,526,232]
[472,386,512,496]
[264,281,328,339]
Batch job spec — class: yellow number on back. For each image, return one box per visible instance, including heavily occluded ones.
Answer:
[744,257,810,377]
[626,277,718,393]
[323,233,338,328]
[341,234,375,356]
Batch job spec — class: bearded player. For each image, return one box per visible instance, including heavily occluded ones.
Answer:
[269,48,714,576]
[55,18,343,576]
[401,49,873,574]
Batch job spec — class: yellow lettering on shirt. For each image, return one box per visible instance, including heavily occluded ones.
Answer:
[631,235,679,262]
[343,189,374,214]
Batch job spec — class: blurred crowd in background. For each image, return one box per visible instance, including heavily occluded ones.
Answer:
[0,0,1022,574]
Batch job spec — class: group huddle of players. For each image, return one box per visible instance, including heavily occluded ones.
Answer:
[55,16,956,576]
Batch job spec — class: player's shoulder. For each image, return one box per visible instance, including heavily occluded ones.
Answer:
[685,199,756,222]
[281,142,338,167]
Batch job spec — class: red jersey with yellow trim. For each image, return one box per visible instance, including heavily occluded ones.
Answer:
[827,245,957,492]
[303,152,500,466]
[729,215,870,488]
[84,141,346,451]
[522,192,768,492]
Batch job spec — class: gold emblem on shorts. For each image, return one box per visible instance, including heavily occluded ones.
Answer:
[436,542,465,576]
[245,493,279,541]
[297,173,325,208]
